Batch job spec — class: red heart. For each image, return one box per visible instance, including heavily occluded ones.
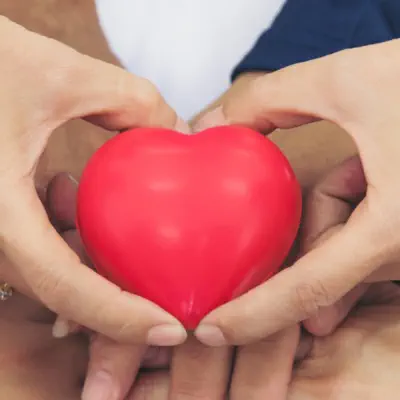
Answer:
[77,126,301,329]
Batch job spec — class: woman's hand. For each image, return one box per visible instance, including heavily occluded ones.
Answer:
[34,174,172,400]
[0,16,188,347]
[122,282,400,400]
[167,328,301,400]
[191,38,400,346]
[289,282,400,399]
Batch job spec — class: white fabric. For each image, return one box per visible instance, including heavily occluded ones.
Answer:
[95,0,285,120]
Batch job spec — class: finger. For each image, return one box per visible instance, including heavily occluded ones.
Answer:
[82,335,145,400]
[128,371,170,400]
[141,347,171,369]
[365,262,400,282]
[52,228,89,338]
[53,316,80,338]
[195,209,381,345]
[46,173,78,231]
[55,51,189,133]
[295,331,313,363]
[0,183,186,345]
[360,282,400,305]
[300,156,366,253]
[192,55,340,134]
[303,284,369,336]
[169,334,231,399]
[298,158,368,336]
[230,327,300,400]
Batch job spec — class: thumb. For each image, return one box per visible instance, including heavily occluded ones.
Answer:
[195,213,379,345]
[301,156,369,336]
[192,56,334,135]
[55,51,189,133]
[0,180,186,346]
[193,157,375,345]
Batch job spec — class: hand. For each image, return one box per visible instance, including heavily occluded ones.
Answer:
[167,329,301,400]
[48,175,231,400]
[34,173,171,400]
[0,17,189,346]
[191,39,400,346]
[0,177,88,400]
[289,282,400,399]
[123,284,400,400]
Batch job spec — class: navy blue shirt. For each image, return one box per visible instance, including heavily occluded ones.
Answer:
[233,0,400,79]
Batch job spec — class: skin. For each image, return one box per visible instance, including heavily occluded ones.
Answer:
[4,3,394,400]
[9,279,397,400]
[0,6,190,400]
[193,40,400,347]
[0,0,118,186]
[162,73,358,400]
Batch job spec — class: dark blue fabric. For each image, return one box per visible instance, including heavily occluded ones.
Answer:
[233,0,399,79]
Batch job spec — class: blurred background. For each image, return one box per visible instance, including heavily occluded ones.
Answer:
[96,0,285,120]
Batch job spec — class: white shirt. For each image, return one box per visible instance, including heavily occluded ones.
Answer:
[96,0,285,120]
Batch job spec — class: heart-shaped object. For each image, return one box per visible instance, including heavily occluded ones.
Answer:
[77,126,301,329]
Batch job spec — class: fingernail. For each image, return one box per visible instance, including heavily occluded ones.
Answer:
[192,106,227,133]
[174,117,191,134]
[67,174,78,185]
[194,324,227,346]
[82,371,118,400]
[52,317,80,338]
[147,324,187,346]
[52,317,70,338]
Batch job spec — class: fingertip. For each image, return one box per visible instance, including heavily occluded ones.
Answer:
[52,316,80,338]
[174,117,191,134]
[303,313,337,337]
[192,106,228,133]
[146,324,187,346]
[52,317,70,338]
[47,172,78,229]
[194,324,227,347]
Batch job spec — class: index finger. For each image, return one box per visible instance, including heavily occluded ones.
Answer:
[62,53,189,133]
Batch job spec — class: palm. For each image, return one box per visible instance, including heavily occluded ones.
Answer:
[0,293,86,400]
[289,283,400,399]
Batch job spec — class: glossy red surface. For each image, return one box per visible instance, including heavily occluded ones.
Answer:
[77,126,301,329]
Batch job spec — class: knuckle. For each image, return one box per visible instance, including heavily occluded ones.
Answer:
[294,280,335,320]
[246,76,273,115]
[33,273,68,314]
[33,271,71,312]
[30,257,82,314]
[129,77,163,124]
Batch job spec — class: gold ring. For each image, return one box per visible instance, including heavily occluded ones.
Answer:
[0,283,13,301]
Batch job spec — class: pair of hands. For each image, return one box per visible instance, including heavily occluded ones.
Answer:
[3,14,400,399]
[4,169,400,400]
[3,258,400,399]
